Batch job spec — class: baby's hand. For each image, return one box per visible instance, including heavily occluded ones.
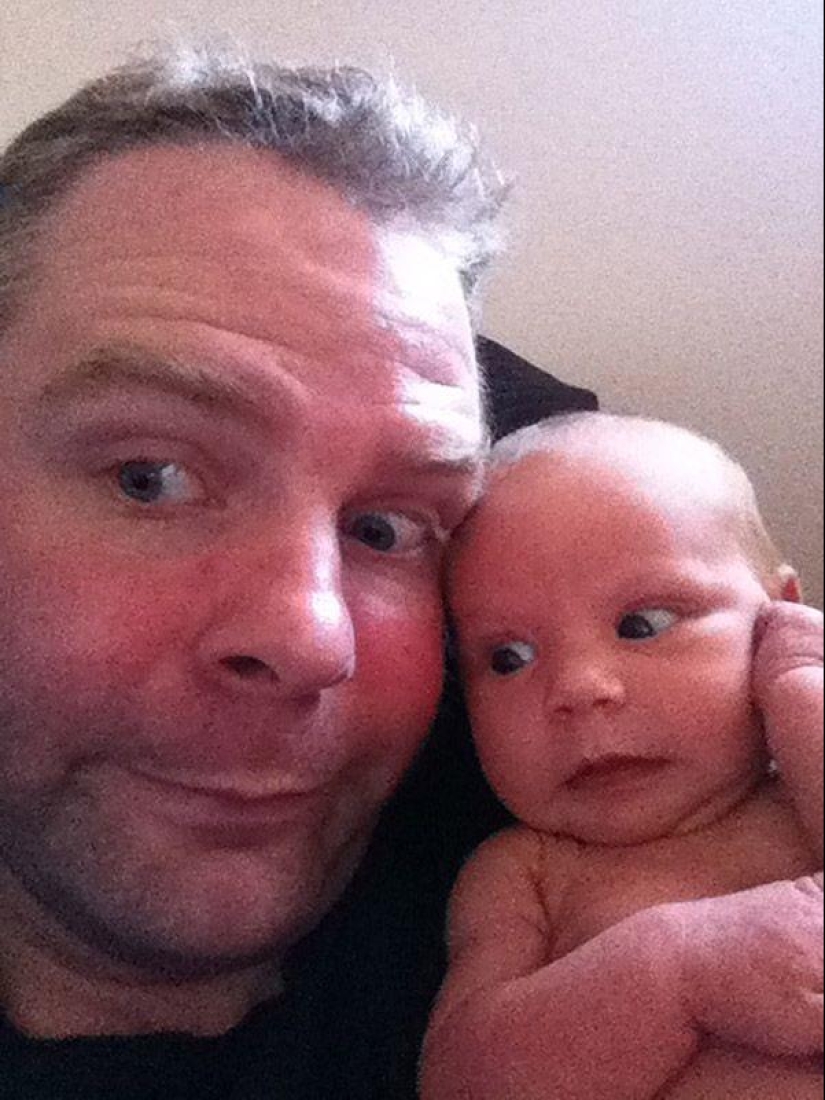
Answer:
[752,601,823,701]
[673,875,824,1058]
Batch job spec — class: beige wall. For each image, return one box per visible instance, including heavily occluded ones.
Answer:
[1,0,822,604]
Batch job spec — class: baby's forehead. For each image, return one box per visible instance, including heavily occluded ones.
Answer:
[450,429,747,572]
[487,420,747,515]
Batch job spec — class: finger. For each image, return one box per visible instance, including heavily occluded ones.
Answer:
[761,994,824,1058]
[752,602,780,649]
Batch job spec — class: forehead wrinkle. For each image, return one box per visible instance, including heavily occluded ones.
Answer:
[34,345,300,432]
[31,344,485,499]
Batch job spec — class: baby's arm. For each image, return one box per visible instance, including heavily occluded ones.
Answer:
[753,602,824,863]
[420,829,698,1100]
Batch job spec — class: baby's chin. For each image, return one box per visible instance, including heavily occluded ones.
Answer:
[545,814,679,848]
[508,765,766,848]
[522,792,747,848]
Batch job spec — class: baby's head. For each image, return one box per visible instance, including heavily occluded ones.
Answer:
[449,412,800,847]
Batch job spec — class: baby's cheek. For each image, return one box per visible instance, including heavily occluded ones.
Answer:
[681,621,754,692]
[673,645,762,760]
[469,693,555,809]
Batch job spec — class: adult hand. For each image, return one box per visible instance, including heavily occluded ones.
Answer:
[669,875,824,1057]
[752,601,824,862]
[752,601,823,704]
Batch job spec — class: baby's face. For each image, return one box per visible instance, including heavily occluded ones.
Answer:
[451,451,774,846]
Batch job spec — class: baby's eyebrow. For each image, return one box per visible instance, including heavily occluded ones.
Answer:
[450,613,514,640]
[629,572,734,598]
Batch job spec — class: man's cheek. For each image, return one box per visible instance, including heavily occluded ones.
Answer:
[362,595,444,688]
[8,553,196,677]
[350,596,445,752]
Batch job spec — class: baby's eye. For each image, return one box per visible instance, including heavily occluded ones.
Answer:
[617,608,679,641]
[116,460,205,506]
[490,641,536,676]
[346,512,437,555]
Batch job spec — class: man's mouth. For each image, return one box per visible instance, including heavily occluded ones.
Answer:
[104,763,333,841]
[565,755,671,793]
[128,767,323,802]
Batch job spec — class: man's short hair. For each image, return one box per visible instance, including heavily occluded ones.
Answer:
[0,45,509,337]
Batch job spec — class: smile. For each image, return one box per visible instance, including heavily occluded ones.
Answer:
[128,767,323,802]
[111,764,332,837]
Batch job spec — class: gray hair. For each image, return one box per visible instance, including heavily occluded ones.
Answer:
[0,46,509,336]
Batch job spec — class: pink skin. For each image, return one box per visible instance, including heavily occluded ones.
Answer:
[0,145,483,1034]
[674,873,825,1060]
[451,451,780,848]
[753,601,824,861]
[753,603,823,690]
[426,445,822,1100]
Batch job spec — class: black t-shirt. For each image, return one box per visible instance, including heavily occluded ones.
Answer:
[0,341,597,1099]
[0,1017,261,1100]
[0,993,328,1100]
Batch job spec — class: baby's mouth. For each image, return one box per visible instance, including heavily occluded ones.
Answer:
[566,755,671,792]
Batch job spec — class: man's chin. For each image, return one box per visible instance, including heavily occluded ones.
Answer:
[89,860,356,978]
[37,887,307,981]
[5,840,355,985]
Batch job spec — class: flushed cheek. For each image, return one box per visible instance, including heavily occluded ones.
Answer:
[652,645,755,733]
[346,589,445,773]
[0,549,212,796]
[1,541,211,692]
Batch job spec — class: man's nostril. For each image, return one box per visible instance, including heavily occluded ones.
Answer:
[222,655,275,680]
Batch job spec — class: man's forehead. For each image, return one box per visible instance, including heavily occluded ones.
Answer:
[45,143,363,250]
[6,142,484,481]
[372,226,475,379]
[19,144,474,375]
[42,146,468,310]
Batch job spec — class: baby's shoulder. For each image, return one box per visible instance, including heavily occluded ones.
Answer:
[456,825,583,922]
[467,823,582,876]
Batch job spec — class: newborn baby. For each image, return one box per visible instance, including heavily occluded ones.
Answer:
[421,414,823,1100]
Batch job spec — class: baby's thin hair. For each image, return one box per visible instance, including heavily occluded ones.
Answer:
[490,411,788,583]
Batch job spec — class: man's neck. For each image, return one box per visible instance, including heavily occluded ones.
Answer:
[0,867,282,1039]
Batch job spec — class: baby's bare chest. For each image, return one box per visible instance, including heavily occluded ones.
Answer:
[548,795,814,959]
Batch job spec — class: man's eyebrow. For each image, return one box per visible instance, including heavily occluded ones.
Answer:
[36,348,273,424]
[35,346,487,481]
[379,434,489,488]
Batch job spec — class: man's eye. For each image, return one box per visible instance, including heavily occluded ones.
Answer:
[116,461,203,506]
[490,641,536,676]
[617,609,679,641]
[347,512,436,555]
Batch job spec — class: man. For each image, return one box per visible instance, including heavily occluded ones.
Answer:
[0,44,603,1099]
[0,46,509,1097]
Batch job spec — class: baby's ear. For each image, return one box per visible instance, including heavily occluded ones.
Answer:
[770,564,803,604]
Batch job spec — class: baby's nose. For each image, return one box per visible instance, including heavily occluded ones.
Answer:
[546,652,626,716]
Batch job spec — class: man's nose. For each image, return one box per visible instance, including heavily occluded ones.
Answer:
[545,646,626,717]
[199,526,356,699]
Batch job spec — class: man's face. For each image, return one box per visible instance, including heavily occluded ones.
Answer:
[0,145,482,972]
[452,451,772,847]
